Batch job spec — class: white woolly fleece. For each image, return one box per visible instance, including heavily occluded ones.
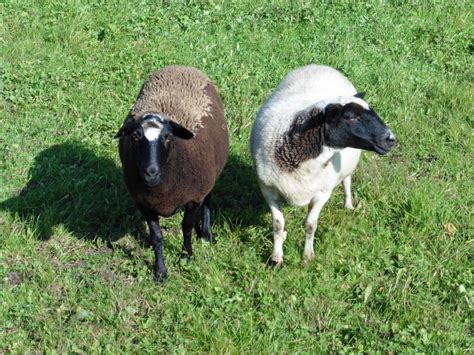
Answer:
[250,64,364,207]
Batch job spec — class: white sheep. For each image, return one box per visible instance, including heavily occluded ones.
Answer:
[250,64,396,264]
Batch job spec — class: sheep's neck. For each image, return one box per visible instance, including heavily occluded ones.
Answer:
[274,109,326,172]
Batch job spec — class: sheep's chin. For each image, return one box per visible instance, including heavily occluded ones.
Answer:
[143,176,161,187]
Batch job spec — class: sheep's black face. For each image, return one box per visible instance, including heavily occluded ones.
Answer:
[134,119,170,187]
[325,102,396,154]
[116,113,194,187]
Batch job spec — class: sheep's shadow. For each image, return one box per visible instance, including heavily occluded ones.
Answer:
[0,142,141,243]
[0,142,269,259]
[212,152,268,237]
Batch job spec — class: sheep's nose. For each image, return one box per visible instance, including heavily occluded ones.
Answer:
[144,166,158,177]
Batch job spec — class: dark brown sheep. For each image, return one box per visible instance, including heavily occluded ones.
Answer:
[116,66,229,281]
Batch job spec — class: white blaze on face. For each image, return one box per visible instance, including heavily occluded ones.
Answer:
[142,118,164,141]
[144,126,161,141]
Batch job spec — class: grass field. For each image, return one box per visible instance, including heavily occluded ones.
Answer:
[1,1,473,352]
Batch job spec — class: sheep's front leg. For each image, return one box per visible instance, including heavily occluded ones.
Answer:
[146,218,167,282]
[343,175,354,210]
[261,186,286,264]
[304,191,331,260]
[182,203,199,258]
[270,203,286,264]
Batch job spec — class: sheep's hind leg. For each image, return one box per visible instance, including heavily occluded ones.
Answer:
[193,208,203,239]
[304,191,331,261]
[146,217,167,282]
[201,193,214,243]
[261,186,286,264]
[182,203,199,259]
[343,176,354,210]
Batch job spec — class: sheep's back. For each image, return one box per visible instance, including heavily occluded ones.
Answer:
[130,66,216,134]
[252,65,357,148]
[251,64,358,185]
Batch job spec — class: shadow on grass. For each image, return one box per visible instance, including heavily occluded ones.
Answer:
[212,152,268,237]
[0,141,141,243]
[0,143,268,246]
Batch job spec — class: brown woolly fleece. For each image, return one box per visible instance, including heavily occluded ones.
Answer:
[119,66,229,217]
[129,66,214,133]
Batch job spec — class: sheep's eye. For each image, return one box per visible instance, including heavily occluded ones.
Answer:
[344,113,359,121]
[132,131,142,141]
[161,134,171,148]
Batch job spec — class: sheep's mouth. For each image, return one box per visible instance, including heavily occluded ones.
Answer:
[373,143,394,155]
[143,175,161,187]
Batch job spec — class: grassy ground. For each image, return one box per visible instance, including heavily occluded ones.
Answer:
[1,1,472,352]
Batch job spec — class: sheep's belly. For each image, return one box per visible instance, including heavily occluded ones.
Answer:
[275,148,361,207]
[277,170,338,207]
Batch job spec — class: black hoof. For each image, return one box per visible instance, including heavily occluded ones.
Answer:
[267,259,283,268]
[154,271,168,283]
[180,252,193,263]
[202,232,215,243]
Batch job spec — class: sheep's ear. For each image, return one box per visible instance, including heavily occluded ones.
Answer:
[169,120,194,140]
[114,117,135,138]
[354,92,366,99]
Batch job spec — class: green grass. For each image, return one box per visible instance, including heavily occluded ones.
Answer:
[1,1,473,352]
